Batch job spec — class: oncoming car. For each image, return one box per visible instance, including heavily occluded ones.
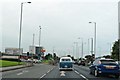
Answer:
[59,57,73,71]
[89,58,119,78]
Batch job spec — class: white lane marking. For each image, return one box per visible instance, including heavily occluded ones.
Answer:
[17,72,23,75]
[74,69,88,80]
[22,70,29,72]
[74,70,79,75]
[40,67,55,79]
[80,74,89,80]
[40,74,46,78]
[47,70,50,73]
[17,70,29,76]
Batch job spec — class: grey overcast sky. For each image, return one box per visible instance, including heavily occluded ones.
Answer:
[1,0,120,58]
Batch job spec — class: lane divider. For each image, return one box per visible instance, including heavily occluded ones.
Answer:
[74,70,89,80]
[39,66,55,79]
[17,70,29,76]
[74,70,80,75]
[17,72,23,75]
[80,74,89,80]
[40,74,46,78]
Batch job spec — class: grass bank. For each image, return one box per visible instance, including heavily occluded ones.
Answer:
[0,60,24,67]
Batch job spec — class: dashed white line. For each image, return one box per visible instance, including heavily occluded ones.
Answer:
[17,72,23,75]
[47,70,50,73]
[80,74,89,80]
[74,70,88,80]
[74,70,79,75]
[40,74,46,78]
[40,67,55,79]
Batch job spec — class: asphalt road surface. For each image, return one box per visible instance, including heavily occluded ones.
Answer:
[2,64,120,80]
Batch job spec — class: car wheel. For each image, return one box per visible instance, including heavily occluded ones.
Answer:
[83,64,85,66]
[89,70,92,74]
[94,70,99,77]
[115,74,119,79]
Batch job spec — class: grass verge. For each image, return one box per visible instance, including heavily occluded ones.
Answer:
[0,60,24,67]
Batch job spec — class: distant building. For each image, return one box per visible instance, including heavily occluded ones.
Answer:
[29,46,45,59]
[5,48,23,55]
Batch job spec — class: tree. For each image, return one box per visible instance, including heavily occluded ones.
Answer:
[111,40,119,60]
[85,55,92,62]
[53,53,57,60]
[45,53,52,60]
[103,55,111,59]
[67,55,71,57]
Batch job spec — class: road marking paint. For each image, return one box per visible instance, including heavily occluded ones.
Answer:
[51,68,54,71]
[47,70,50,73]
[17,72,23,75]
[40,74,46,78]
[60,71,66,77]
[22,70,28,73]
[39,67,55,79]
[60,73,65,76]
[74,70,79,75]
[80,74,89,80]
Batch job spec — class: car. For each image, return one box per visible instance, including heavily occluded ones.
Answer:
[27,59,32,62]
[78,60,85,66]
[116,61,120,75]
[33,59,41,63]
[89,58,119,78]
[59,57,73,71]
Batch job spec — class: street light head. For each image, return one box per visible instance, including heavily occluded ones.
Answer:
[89,22,92,23]
[27,2,31,3]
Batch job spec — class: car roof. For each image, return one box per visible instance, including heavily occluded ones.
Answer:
[97,58,114,61]
[60,57,71,59]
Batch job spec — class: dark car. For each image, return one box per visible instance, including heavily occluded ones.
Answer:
[78,60,85,66]
[89,58,119,78]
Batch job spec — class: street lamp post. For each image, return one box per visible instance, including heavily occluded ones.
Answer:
[39,26,42,47]
[18,2,31,63]
[91,38,94,56]
[88,39,90,55]
[38,26,42,60]
[74,42,78,59]
[78,38,84,58]
[89,22,96,59]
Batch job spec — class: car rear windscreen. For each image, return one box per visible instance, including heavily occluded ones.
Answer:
[100,60,117,64]
[62,59,71,61]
